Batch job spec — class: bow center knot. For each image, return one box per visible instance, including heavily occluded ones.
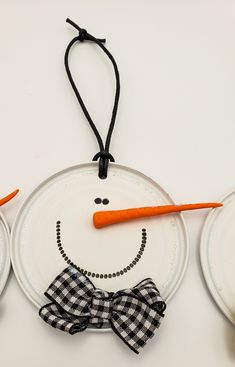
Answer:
[90,289,113,319]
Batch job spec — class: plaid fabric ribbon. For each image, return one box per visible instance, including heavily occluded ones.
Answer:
[39,266,166,354]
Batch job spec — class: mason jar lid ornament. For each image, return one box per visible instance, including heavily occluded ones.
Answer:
[11,19,222,354]
[0,190,18,297]
[200,189,235,326]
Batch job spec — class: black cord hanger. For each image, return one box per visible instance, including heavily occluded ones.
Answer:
[64,18,120,179]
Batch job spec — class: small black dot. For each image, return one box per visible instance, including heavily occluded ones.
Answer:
[124,268,127,273]
[142,239,146,244]
[130,263,134,268]
[65,256,68,261]
[60,250,64,254]
[57,220,61,224]
[92,273,95,277]
[137,254,141,259]
[142,228,146,232]
[113,273,116,277]
[67,260,71,264]
[88,272,91,276]
[127,266,131,270]
[108,274,112,278]
[116,272,120,276]
[135,257,139,262]
[100,274,104,278]
[104,274,108,279]
[83,270,87,275]
[62,254,66,258]
[120,270,124,275]
[132,260,136,265]
[102,198,109,205]
[94,198,102,204]
[96,274,99,278]
[139,250,143,255]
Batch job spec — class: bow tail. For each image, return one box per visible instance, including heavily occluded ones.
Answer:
[110,306,162,354]
[39,302,89,334]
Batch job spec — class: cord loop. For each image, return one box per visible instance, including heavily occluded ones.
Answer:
[65,18,120,179]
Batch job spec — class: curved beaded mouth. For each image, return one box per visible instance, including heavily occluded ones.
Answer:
[56,221,147,279]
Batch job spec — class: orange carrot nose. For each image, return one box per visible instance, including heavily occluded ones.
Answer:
[93,202,223,229]
[0,189,19,207]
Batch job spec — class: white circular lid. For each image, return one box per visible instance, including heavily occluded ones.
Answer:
[11,163,188,314]
[0,212,11,296]
[200,189,235,325]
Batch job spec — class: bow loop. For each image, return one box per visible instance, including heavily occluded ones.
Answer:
[44,266,94,317]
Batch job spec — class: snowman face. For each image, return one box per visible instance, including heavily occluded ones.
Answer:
[11,163,188,308]
[56,193,147,279]
[53,172,153,284]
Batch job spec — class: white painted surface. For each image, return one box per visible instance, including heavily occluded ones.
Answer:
[0,0,235,365]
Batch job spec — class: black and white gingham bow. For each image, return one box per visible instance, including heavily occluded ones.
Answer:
[39,266,166,354]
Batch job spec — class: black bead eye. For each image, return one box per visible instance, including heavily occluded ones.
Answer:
[102,198,109,205]
[94,198,102,204]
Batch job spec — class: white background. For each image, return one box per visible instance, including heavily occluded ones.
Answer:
[0,0,235,366]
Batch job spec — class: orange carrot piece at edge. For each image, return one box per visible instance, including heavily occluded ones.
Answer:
[0,189,19,207]
[93,202,223,229]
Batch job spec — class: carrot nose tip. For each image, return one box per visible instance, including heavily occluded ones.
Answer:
[212,203,223,208]
[0,189,19,207]
[9,189,19,198]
